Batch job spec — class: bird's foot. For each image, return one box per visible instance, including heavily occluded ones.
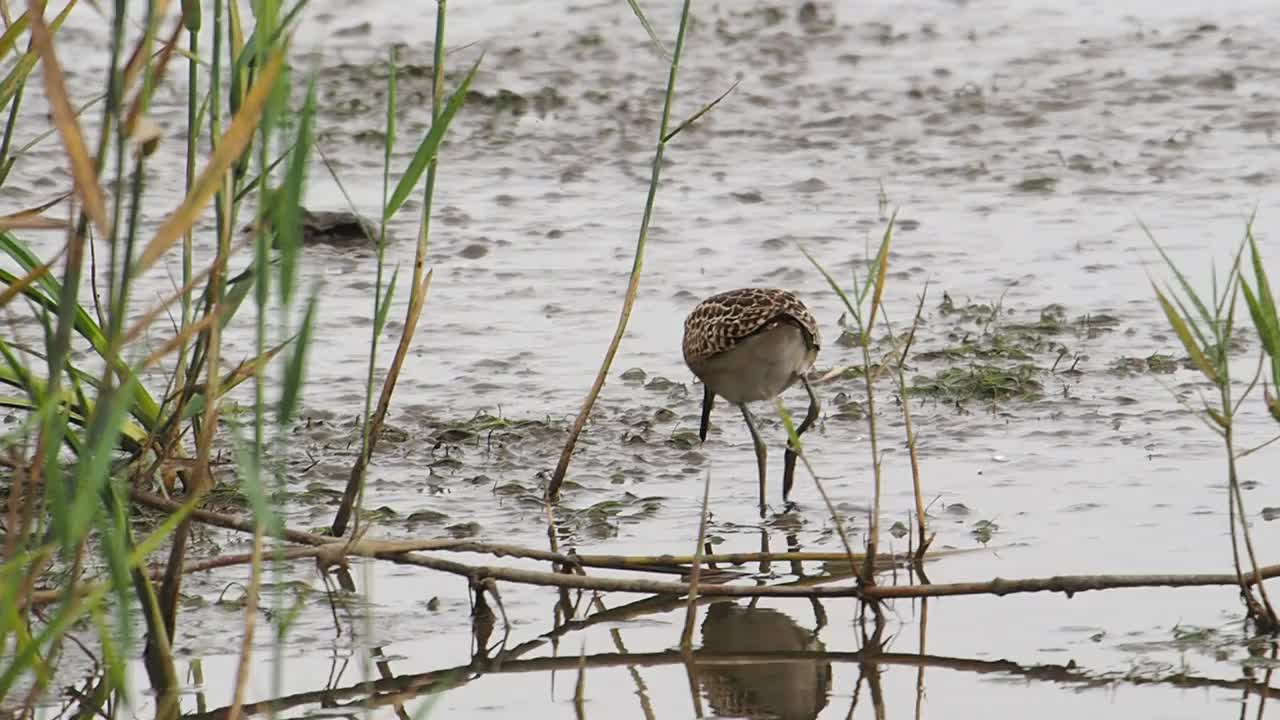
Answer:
[764,504,804,530]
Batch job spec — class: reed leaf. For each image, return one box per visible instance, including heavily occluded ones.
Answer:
[865,210,897,332]
[276,76,316,303]
[625,0,672,60]
[384,55,482,220]
[373,265,399,337]
[27,0,109,240]
[1154,285,1218,383]
[0,0,76,114]
[277,292,316,425]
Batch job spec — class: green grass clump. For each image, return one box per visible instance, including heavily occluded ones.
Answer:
[916,334,1034,362]
[1148,218,1280,630]
[911,363,1044,403]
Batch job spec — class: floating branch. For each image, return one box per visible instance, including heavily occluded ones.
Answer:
[100,490,1280,606]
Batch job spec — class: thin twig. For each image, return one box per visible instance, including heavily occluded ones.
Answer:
[886,284,933,562]
[679,472,712,651]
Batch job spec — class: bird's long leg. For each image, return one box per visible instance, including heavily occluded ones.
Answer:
[782,375,821,508]
[699,384,714,443]
[739,403,768,518]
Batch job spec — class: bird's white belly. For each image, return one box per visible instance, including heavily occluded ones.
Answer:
[696,324,814,405]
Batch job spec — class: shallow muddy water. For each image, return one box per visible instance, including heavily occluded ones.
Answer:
[10,0,1280,717]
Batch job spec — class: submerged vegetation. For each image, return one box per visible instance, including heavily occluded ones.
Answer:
[1,1,1279,718]
[1,0,474,713]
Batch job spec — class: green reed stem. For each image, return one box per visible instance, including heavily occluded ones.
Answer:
[873,285,933,564]
[0,80,23,187]
[179,17,199,412]
[547,0,694,501]
[357,47,398,538]
[801,214,896,585]
[333,0,464,538]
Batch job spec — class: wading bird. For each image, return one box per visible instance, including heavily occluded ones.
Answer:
[682,287,821,516]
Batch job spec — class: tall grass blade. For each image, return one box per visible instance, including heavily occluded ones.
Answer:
[276,76,316,303]
[28,0,109,240]
[0,191,72,232]
[218,262,257,330]
[865,211,897,332]
[1243,232,1280,356]
[173,338,293,419]
[383,56,482,220]
[229,428,278,535]
[1240,230,1280,395]
[0,229,64,298]
[373,265,399,337]
[1154,285,1218,383]
[0,0,76,113]
[663,80,738,143]
[278,292,316,425]
[0,584,112,699]
[96,485,139,711]
[0,11,31,60]
[137,47,286,273]
[799,243,858,316]
[64,382,137,547]
[0,249,56,310]
[1144,223,1217,333]
[1240,280,1278,360]
[625,0,672,60]
[89,605,128,709]
[227,0,247,117]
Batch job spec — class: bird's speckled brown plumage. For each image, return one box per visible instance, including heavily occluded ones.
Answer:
[681,287,823,514]
[682,287,820,368]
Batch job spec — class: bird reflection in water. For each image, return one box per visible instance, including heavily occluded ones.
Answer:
[696,601,832,720]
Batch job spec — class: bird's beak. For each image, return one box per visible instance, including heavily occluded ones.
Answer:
[699,384,714,442]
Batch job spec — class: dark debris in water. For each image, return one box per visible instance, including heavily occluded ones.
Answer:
[464,87,569,117]
[407,509,450,524]
[244,203,380,250]
[1012,176,1058,194]
[1113,623,1273,673]
[1108,353,1181,376]
[970,519,999,545]
[828,392,865,422]
[938,292,1000,323]
[621,367,647,383]
[551,492,669,543]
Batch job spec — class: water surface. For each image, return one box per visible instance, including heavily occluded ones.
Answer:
[10,0,1280,717]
